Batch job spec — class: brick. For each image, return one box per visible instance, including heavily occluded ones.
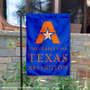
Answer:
[12,57,20,63]
[0,64,7,70]
[23,57,26,61]
[70,51,86,58]
[16,47,26,56]
[0,36,17,49]
[17,37,26,42]
[12,57,26,63]
[70,39,72,44]
[16,42,26,47]
[71,33,90,38]
[73,38,90,42]
[77,66,90,79]
[0,49,15,57]
[71,59,90,66]
[72,38,84,41]
[0,37,7,49]
[71,40,83,46]
[70,64,79,71]
[84,42,90,46]
[71,46,86,51]
[40,76,57,80]
[0,57,11,63]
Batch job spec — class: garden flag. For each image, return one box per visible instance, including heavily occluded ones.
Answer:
[26,14,70,76]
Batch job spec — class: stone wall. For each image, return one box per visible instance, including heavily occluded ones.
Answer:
[0,31,90,83]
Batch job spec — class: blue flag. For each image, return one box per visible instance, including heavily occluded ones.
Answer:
[26,14,70,76]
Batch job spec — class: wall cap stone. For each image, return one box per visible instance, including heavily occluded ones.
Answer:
[0,31,90,37]
[71,33,90,36]
[0,31,26,37]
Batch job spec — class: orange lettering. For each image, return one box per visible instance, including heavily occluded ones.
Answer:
[29,66,32,70]
[33,65,36,70]
[54,54,61,62]
[58,66,62,70]
[45,54,52,62]
[28,54,35,62]
[37,54,43,62]
[62,54,67,62]
[49,66,53,70]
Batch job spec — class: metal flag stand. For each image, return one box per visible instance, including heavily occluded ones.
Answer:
[17,10,24,90]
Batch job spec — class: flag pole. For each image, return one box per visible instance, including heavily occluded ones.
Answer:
[17,11,23,90]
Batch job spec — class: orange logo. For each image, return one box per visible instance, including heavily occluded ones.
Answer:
[35,21,60,44]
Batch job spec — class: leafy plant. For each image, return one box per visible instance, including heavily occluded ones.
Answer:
[53,76,76,90]
[13,61,34,87]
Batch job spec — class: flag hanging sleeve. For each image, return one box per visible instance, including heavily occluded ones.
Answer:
[26,14,70,76]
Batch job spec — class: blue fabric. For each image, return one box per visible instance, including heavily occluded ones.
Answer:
[26,14,70,76]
